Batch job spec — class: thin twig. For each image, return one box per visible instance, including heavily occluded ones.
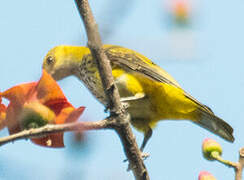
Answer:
[235,147,244,180]
[212,147,244,180]
[211,151,238,168]
[75,0,150,179]
[0,119,111,146]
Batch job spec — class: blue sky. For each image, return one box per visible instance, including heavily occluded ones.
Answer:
[1,0,244,179]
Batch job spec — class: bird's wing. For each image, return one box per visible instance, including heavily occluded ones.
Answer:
[104,45,181,87]
[104,45,213,114]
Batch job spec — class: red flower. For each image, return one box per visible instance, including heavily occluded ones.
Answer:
[0,70,85,148]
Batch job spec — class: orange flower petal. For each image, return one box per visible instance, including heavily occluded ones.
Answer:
[31,133,64,148]
[0,96,6,112]
[0,96,7,130]
[55,106,74,124]
[36,70,67,105]
[44,99,72,116]
[55,106,85,124]
[5,102,22,134]
[65,106,85,123]
[1,82,36,106]
[1,83,37,134]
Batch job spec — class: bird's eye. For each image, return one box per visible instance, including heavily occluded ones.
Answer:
[46,56,54,65]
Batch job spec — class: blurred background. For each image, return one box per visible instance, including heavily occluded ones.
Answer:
[0,0,244,179]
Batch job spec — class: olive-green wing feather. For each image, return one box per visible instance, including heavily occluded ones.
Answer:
[105,45,210,113]
[104,45,234,142]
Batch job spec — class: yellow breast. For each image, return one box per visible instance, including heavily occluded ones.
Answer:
[77,46,198,133]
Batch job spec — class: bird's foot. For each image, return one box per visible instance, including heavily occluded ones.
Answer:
[141,152,150,160]
[104,101,129,114]
[123,152,150,162]
[121,101,130,110]
[123,152,150,171]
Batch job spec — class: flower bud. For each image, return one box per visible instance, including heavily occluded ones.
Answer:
[198,171,217,180]
[174,1,189,23]
[202,138,222,160]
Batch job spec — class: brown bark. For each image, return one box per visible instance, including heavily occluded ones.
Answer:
[75,0,150,179]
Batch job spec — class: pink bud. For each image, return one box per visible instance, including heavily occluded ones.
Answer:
[202,138,222,160]
[198,171,217,180]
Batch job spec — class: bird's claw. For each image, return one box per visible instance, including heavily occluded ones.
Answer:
[104,102,129,113]
[121,102,129,110]
[141,152,150,160]
[123,152,150,171]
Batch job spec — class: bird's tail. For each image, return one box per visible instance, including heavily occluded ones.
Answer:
[194,107,234,142]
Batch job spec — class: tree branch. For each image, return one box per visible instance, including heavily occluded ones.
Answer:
[75,0,150,179]
[0,119,112,147]
[75,0,122,114]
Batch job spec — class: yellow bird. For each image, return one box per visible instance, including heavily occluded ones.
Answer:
[42,45,234,151]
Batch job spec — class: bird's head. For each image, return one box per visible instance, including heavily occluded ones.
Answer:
[42,45,89,80]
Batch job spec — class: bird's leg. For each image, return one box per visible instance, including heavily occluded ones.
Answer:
[125,127,152,171]
[120,93,146,102]
[105,100,130,113]
[140,128,153,152]
[124,127,152,169]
